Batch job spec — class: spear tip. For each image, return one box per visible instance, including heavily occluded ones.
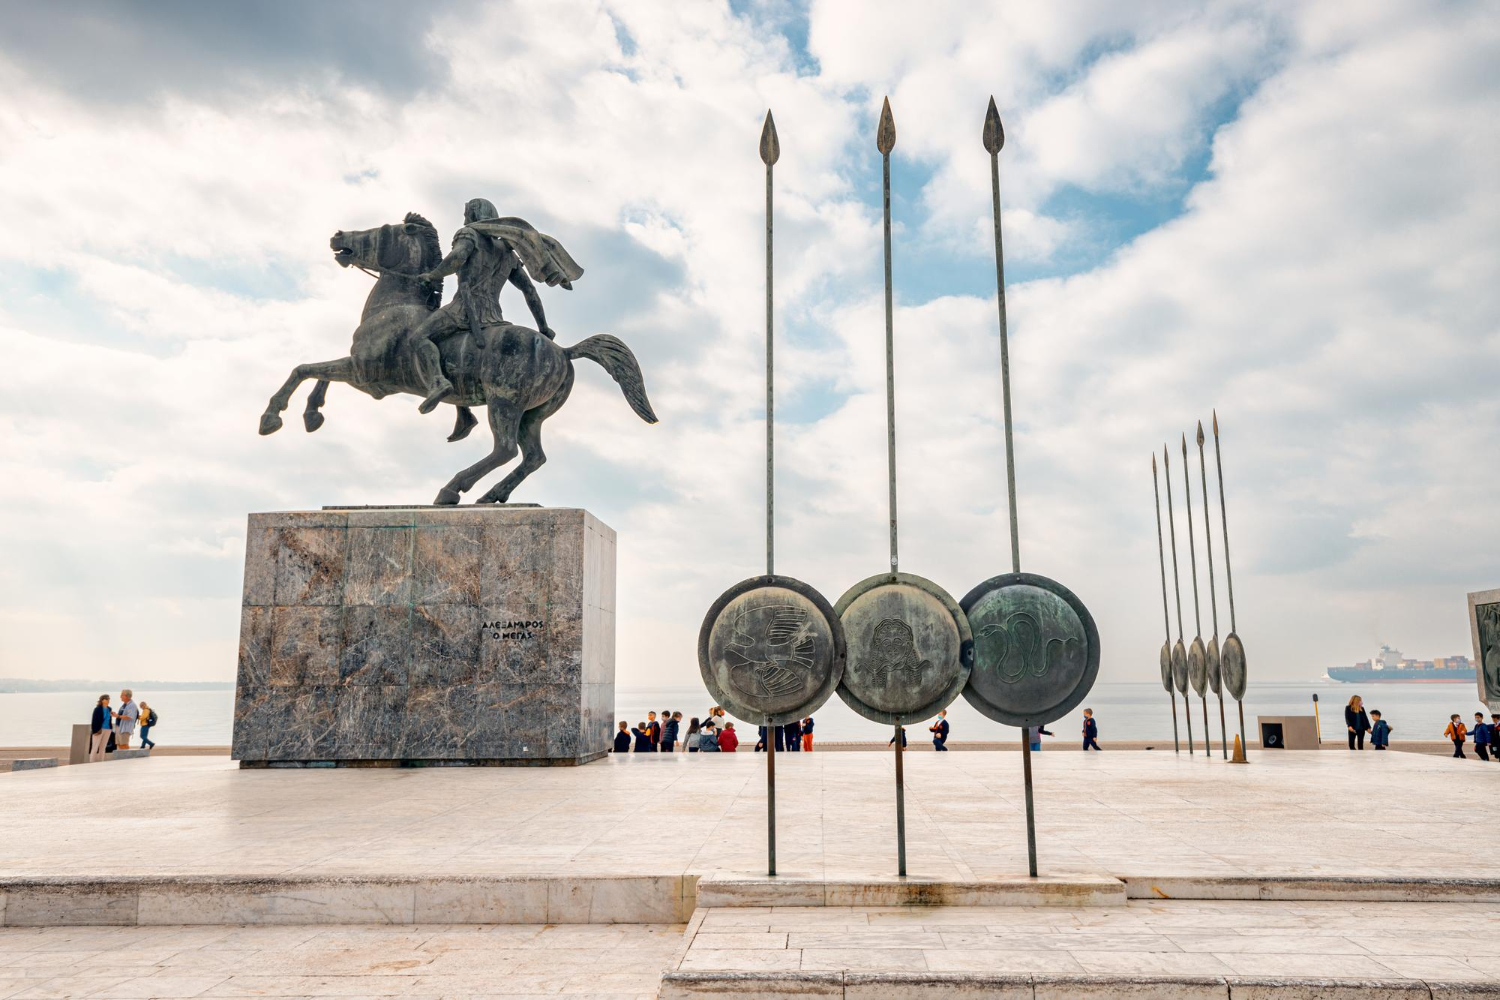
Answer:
[1152,453,1157,472]
[1163,444,1170,468]
[1181,431,1188,455]
[877,96,896,155]
[1196,420,1205,447]
[1212,409,1220,436]
[759,110,780,166]
[982,95,1005,154]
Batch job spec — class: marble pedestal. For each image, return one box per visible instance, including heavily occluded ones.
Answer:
[232,507,615,766]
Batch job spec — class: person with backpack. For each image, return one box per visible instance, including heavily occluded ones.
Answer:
[613,721,631,753]
[630,721,654,753]
[801,716,815,752]
[684,717,702,753]
[717,722,739,752]
[698,720,721,751]
[1370,710,1391,750]
[138,701,158,750]
[661,711,680,753]
[88,694,113,762]
[1082,708,1102,751]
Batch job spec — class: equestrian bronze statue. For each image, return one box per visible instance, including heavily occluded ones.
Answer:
[258,204,657,504]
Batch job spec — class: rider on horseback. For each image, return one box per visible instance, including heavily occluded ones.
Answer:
[412,197,580,414]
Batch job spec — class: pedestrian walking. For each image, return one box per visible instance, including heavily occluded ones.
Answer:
[1490,713,1500,761]
[88,694,112,762]
[684,717,702,753]
[801,716,814,752]
[115,689,138,749]
[1443,714,1467,758]
[138,701,157,750]
[1472,713,1492,762]
[1081,708,1102,751]
[1344,695,1371,750]
[929,711,950,751]
[613,721,631,753]
[1370,710,1391,750]
[754,725,767,752]
[718,722,739,752]
[888,726,907,748]
[661,711,680,753]
[1026,725,1052,752]
[782,720,800,752]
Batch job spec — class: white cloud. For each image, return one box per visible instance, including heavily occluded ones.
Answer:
[0,0,1494,695]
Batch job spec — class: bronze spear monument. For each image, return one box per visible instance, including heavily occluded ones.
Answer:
[1197,421,1229,758]
[961,97,1100,877]
[1212,411,1249,760]
[1153,455,1182,753]
[834,97,973,878]
[698,110,847,875]
[1182,434,1212,755]
[1164,446,1194,755]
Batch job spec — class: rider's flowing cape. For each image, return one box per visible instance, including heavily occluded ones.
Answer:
[469,217,584,290]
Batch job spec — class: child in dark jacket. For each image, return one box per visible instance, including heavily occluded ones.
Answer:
[613,722,631,753]
[1490,714,1500,761]
[1369,711,1391,750]
[631,722,654,752]
[1474,713,1493,762]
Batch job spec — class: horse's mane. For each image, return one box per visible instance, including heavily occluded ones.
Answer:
[404,212,442,311]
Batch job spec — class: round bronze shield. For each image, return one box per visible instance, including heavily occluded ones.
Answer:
[960,572,1100,728]
[1188,637,1207,695]
[1221,631,1247,700]
[699,575,846,726]
[1159,642,1173,692]
[1172,639,1188,694]
[834,573,972,725]
[1206,635,1222,695]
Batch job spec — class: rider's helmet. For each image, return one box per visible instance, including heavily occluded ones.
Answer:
[464,198,499,225]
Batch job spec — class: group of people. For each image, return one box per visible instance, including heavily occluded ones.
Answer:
[1443,711,1500,760]
[613,707,757,753]
[613,705,1108,753]
[87,690,158,761]
[1341,695,1393,750]
[1343,695,1500,760]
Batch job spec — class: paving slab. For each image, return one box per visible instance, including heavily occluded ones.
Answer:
[1,751,1495,890]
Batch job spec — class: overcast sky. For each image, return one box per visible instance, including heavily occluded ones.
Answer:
[1,0,1496,687]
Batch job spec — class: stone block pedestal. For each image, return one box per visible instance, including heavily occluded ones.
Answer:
[232,507,615,766]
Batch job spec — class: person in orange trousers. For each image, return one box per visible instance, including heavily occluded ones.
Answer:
[801,716,814,752]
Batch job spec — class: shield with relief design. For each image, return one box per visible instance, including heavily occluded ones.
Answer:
[961,572,1100,728]
[834,573,973,725]
[699,575,845,726]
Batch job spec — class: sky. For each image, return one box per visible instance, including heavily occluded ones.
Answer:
[0,0,1496,688]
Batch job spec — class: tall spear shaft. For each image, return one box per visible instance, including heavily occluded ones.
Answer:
[876,97,907,875]
[1212,410,1248,757]
[1164,447,1194,754]
[879,98,899,576]
[1198,421,1228,759]
[985,97,1037,876]
[759,110,780,875]
[1182,435,1210,755]
[1153,455,1181,753]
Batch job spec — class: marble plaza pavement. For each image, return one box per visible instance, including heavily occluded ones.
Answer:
[2,750,1497,997]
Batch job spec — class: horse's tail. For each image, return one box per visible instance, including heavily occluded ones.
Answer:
[565,335,659,424]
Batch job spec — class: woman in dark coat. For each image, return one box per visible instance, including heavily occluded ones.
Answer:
[1344,695,1371,749]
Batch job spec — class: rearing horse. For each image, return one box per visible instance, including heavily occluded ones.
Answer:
[258,213,657,504]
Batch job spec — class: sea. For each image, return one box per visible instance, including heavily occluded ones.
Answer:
[1,681,1489,748]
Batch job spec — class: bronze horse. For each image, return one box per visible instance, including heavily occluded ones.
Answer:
[258,214,657,504]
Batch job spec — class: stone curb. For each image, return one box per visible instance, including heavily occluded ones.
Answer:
[660,971,1492,999]
[1124,875,1500,903]
[697,874,1126,908]
[0,873,696,926]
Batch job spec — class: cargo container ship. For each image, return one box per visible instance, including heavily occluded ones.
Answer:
[1327,645,1473,683]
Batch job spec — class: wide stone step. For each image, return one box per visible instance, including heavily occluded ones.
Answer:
[698,873,1125,908]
